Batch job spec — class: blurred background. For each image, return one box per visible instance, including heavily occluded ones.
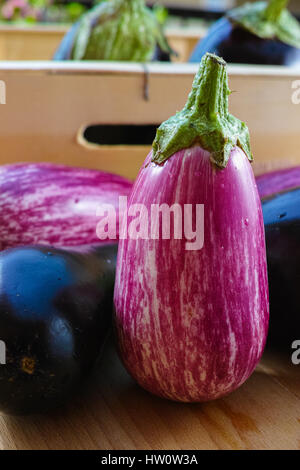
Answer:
[0,0,299,62]
[0,1,298,25]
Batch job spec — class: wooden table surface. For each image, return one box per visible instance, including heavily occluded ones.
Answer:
[0,338,299,450]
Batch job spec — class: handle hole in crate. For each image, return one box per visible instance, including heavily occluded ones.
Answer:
[81,124,159,147]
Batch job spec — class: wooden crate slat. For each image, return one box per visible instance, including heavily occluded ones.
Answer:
[0,63,299,179]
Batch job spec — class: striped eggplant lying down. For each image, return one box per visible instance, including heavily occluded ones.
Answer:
[0,163,132,250]
[256,166,300,198]
[114,53,269,402]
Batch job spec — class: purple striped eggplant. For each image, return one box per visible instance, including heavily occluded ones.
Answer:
[114,53,269,402]
[256,166,300,199]
[0,163,132,251]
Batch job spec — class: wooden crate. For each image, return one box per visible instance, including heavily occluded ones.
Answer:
[0,24,68,61]
[0,61,299,180]
[0,24,203,62]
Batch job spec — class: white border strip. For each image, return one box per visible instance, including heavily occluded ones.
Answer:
[0,61,299,78]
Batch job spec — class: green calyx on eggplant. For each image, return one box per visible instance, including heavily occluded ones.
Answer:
[262,187,300,351]
[152,53,252,168]
[54,0,174,62]
[0,243,117,415]
[190,0,300,66]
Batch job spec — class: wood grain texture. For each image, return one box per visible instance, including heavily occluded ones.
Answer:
[0,338,299,450]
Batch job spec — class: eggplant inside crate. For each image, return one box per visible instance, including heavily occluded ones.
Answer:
[0,61,299,180]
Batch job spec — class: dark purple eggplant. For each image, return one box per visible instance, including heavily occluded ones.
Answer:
[53,0,173,62]
[0,243,117,415]
[53,21,80,60]
[190,1,300,66]
[262,188,300,351]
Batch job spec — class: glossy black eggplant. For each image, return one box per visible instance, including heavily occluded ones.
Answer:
[190,1,300,66]
[0,243,117,415]
[262,188,300,350]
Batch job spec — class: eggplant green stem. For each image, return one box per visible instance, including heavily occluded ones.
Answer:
[152,53,252,168]
[227,0,300,48]
[264,0,289,22]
